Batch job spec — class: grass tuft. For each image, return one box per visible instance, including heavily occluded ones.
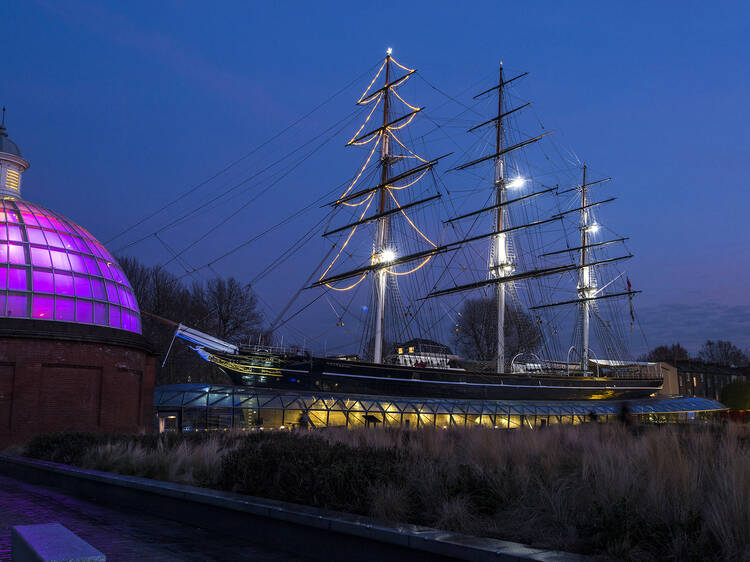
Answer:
[22,424,750,560]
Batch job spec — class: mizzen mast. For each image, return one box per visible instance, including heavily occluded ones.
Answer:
[579,164,591,372]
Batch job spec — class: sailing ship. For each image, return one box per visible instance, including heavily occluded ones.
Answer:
[173,50,663,401]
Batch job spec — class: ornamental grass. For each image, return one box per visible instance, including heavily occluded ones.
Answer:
[22,424,750,561]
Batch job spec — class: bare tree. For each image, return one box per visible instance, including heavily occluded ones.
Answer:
[698,340,749,367]
[197,277,267,344]
[453,297,542,363]
[118,257,269,385]
[639,343,689,364]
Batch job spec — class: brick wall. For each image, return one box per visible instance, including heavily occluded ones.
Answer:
[0,335,155,448]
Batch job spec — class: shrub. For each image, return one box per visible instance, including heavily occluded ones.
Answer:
[25,432,109,465]
[20,425,750,560]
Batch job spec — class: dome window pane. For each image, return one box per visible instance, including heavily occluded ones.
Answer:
[104,281,118,303]
[7,225,22,242]
[68,253,86,273]
[73,237,89,253]
[48,217,65,231]
[74,276,91,298]
[109,305,121,329]
[116,286,128,306]
[93,302,107,325]
[32,295,54,319]
[30,247,52,268]
[55,273,74,296]
[5,210,19,224]
[21,212,38,226]
[32,270,54,293]
[26,228,46,245]
[7,294,27,317]
[34,214,52,229]
[50,250,70,270]
[84,240,99,256]
[0,244,7,263]
[0,267,7,290]
[98,260,113,279]
[44,231,64,248]
[8,244,25,264]
[8,267,27,290]
[120,311,131,331]
[84,256,100,276]
[60,233,75,250]
[55,298,75,321]
[91,278,106,300]
[76,300,92,323]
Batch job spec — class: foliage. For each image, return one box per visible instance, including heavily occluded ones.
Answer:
[118,256,270,385]
[219,432,403,513]
[720,382,750,411]
[453,297,542,362]
[25,432,107,465]
[640,342,689,363]
[699,340,749,367]
[22,425,750,560]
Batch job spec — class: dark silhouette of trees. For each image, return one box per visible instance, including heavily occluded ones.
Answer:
[720,381,750,410]
[640,343,689,364]
[453,297,542,364]
[118,256,269,385]
[698,340,749,367]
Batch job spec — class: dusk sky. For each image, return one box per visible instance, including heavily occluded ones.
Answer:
[3,0,749,355]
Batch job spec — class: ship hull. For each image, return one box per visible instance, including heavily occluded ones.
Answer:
[221,355,662,401]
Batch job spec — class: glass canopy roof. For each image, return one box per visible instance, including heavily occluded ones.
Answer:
[0,198,141,333]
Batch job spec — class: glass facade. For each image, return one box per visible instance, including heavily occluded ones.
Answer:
[0,198,141,333]
[154,384,728,432]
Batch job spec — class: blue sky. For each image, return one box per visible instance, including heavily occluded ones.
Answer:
[3,0,749,355]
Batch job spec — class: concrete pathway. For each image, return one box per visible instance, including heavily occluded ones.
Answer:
[0,474,309,561]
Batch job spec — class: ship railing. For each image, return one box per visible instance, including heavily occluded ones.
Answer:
[238,344,311,357]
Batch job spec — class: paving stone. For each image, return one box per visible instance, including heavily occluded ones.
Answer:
[0,475,309,562]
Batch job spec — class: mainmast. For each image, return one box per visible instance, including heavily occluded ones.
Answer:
[578,164,591,372]
[372,50,392,364]
[493,62,508,373]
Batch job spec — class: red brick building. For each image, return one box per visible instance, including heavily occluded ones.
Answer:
[0,114,155,448]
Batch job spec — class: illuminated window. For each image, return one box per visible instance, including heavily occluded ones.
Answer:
[397,348,403,354]
[408,346,415,353]
[5,170,20,190]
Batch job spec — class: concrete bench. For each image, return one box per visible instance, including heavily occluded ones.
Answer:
[12,523,105,561]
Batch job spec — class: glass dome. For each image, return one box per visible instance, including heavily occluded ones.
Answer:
[0,198,141,333]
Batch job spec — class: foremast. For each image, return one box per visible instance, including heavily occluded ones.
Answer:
[312,50,448,364]
[373,51,392,364]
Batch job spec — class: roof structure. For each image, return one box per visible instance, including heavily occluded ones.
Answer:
[0,108,22,158]
[0,198,142,333]
[0,112,141,334]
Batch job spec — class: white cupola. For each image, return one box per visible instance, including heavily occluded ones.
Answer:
[0,108,30,199]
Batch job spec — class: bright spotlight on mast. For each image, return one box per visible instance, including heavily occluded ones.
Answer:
[507,176,525,189]
[380,249,397,263]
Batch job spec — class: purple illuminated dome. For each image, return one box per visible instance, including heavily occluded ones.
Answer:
[0,110,141,333]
